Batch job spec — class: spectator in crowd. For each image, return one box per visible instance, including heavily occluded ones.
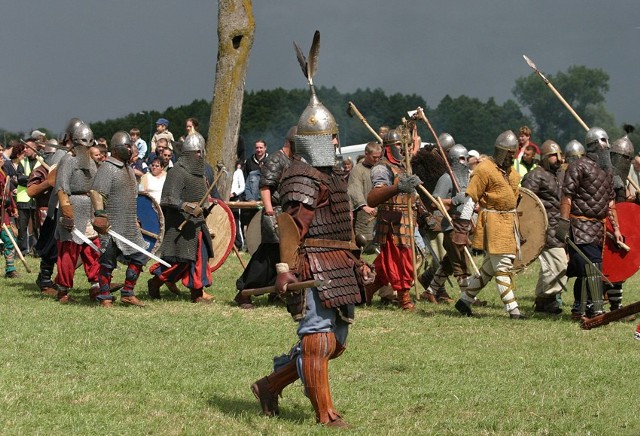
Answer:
[140,158,166,204]
[342,157,353,180]
[89,145,103,166]
[230,160,245,250]
[130,128,148,160]
[348,142,382,254]
[129,142,148,185]
[150,118,175,154]
[158,144,174,171]
[514,125,540,181]
[17,137,39,253]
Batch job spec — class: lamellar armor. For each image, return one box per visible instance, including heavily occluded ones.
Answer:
[91,157,146,255]
[372,159,416,246]
[279,159,364,310]
[258,149,293,244]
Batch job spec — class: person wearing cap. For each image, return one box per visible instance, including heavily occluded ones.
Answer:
[468,149,480,172]
[150,118,175,155]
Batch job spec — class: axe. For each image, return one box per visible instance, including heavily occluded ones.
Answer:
[177,168,226,231]
[346,102,384,143]
[240,278,330,298]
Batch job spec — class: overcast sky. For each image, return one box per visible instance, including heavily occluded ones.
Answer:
[1,1,638,136]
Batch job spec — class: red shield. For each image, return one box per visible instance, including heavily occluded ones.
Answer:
[603,202,640,282]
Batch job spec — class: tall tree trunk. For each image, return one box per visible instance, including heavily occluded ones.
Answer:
[207,0,254,199]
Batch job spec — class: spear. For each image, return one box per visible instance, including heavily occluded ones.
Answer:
[522,55,590,131]
[523,55,639,201]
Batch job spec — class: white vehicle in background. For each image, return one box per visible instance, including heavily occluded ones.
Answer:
[337,142,434,164]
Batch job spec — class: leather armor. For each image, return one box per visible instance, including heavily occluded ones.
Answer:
[522,166,563,248]
[562,156,614,245]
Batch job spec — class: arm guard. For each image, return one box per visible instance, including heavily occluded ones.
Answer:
[277,212,301,271]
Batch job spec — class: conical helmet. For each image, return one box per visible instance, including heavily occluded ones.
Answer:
[540,139,562,171]
[439,132,455,151]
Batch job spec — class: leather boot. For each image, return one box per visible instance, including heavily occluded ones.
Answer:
[436,288,454,304]
[57,290,73,304]
[251,358,299,417]
[202,290,215,301]
[235,292,254,309]
[300,333,347,426]
[420,291,438,304]
[534,296,562,314]
[397,290,415,311]
[166,282,182,296]
[148,276,164,299]
[364,282,381,305]
[121,295,145,307]
[190,288,210,304]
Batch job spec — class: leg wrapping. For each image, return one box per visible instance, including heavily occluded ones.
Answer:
[495,271,518,312]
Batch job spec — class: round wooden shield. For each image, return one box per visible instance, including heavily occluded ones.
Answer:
[245,211,262,255]
[137,192,164,254]
[206,199,236,272]
[603,202,640,282]
[513,187,548,271]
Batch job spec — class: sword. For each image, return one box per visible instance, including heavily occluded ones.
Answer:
[565,237,613,286]
[107,229,171,268]
[71,227,102,253]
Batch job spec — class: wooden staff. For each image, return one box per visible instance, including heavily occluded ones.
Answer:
[401,121,420,301]
[226,200,263,209]
[346,101,384,143]
[178,169,226,231]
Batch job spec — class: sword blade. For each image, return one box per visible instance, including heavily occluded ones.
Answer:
[107,229,171,268]
[71,227,102,253]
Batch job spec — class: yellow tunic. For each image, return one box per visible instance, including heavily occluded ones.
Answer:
[467,159,520,254]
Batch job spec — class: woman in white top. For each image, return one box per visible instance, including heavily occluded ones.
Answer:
[230,161,245,201]
[140,158,166,204]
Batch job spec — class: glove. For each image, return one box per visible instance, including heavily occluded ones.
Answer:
[59,215,74,231]
[451,192,467,206]
[275,270,298,295]
[181,202,203,217]
[397,174,422,193]
[60,204,74,221]
[92,216,110,235]
[556,217,570,241]
[451,219,471,247]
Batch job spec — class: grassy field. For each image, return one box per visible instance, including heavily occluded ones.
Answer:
[1,251,640,435]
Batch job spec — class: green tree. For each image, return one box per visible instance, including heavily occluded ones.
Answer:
[431,95,530,154]
[513,65,614,145]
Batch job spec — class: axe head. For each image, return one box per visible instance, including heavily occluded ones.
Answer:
[346,102,355,118]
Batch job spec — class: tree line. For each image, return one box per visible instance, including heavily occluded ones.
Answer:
[5,65,637,158]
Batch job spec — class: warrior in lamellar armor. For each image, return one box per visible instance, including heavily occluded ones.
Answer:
[251,31,372,429]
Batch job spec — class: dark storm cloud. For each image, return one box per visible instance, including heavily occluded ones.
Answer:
[1,1,638,134]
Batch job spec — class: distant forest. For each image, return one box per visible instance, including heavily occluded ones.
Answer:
[5,65,637,159]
